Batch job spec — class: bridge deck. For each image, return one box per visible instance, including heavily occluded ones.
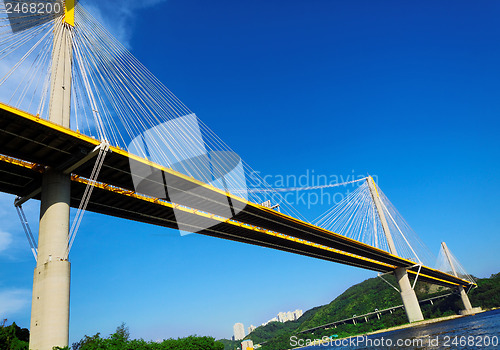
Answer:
[0,103,473,289]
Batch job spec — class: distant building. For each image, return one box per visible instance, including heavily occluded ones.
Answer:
[276,309,303,323]
[261,317,278,327]
[241,339,254,350]
[233,323,245,341]
[293,309,303,320]
[248,325,256,334]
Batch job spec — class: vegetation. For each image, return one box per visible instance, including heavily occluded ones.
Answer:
[0,322,29,350]
[470,272,500,308]
[215,338,240,350]
[240,306,323,346]
[0,323,223,350]
[241,273,500,350]
[65,324,224,350]
[2,273,499,350]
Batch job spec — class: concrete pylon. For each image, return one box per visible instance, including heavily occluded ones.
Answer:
[29,9,74,350]
[367,177,424,323]
[440,242,479,315]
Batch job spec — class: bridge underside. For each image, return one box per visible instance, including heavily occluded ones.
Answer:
[0,103,473,289]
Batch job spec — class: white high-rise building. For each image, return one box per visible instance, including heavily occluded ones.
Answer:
[261,317,278,327]
[293,309,303,320]
[248,325,256,334]
[233,323,245,341]
[277,312,287,322]
[276,309,304,323]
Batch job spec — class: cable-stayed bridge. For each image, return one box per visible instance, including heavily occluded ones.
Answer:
[0,2,479,349]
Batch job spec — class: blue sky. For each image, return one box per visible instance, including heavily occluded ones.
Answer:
[1,0,499,342]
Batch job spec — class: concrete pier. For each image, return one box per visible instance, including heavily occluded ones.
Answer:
[394,267,424,322]
[441,242,481,315]
[367,177,424,323]
[29,12,73,350]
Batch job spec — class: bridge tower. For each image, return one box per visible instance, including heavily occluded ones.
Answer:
[366,177,424,323]
[440,242,481,315]
[29,2,75,350]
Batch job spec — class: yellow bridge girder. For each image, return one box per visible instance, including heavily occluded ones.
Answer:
[64,0,75,27]
[0,102,475,289]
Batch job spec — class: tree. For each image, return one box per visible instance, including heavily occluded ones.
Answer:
[111,323,130,342]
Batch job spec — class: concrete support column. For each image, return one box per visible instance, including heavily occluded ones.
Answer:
[441,242,475,312]
[395,267,424,322]
[30,170,71,350]
[29,16,73,350]
[459,286,473,311]
[48,21,72,128]
[367,177,424,323]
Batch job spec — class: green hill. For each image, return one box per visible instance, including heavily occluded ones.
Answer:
[235,273,500,350]
[247,306,323,345]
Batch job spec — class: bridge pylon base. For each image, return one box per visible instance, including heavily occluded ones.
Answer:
[29,169,71,350]
[395,267,424,323]
[30,260,71,350]
[459,285,473,310]
[458,285,481,315]
[459,307,482,316]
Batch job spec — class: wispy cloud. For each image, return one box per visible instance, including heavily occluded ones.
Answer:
[0,289,31,316]
[80,0,168,48]
[0,229,12,253]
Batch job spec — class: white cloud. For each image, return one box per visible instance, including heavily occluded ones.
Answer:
[0,230,13,253]
[81,0,168,48]
[0,289,31,316]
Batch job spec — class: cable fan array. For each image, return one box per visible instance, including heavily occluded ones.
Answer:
[313,180,436,267]
[0,1,307,221]
[436,245,476,285]
[377,186,436,267]
[0,2,55,114]
[0,2,475,282]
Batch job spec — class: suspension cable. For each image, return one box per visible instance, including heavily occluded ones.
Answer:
[14,201,38,262]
